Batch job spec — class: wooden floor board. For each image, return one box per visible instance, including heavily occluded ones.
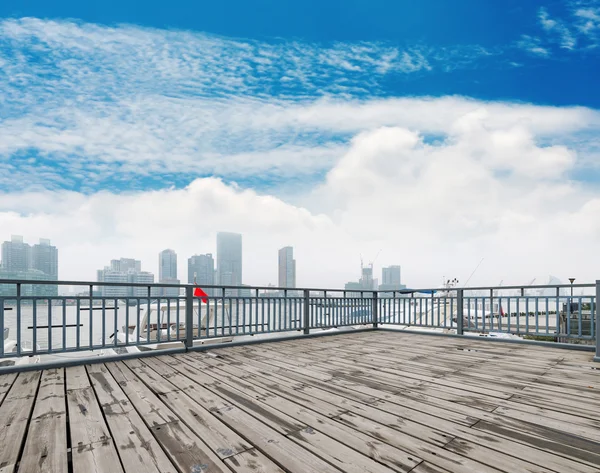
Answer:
[2,330,599,473]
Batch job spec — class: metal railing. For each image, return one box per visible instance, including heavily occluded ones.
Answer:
[0,279,598,366]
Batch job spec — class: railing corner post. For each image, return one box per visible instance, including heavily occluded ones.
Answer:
[594,280,600,362]
[372,291,379,328]
[185,286,194,350]
[303,289,310,335]
[457,288,464,336]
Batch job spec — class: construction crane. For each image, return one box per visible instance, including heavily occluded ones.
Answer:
[369,249,382,268]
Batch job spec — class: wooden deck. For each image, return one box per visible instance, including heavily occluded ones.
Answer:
[1,330,600,473]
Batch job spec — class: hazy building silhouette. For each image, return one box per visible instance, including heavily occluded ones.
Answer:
[278,246,296,288]
[188,254,215,296]
[217,232,242,295]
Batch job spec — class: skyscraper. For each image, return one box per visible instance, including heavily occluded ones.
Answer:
[188,254,215,295]
[379,265,405,293]
[278,246,296,288]
[0,236,58,297]
[217,232,242,295]
[382,266,401,286]
[158,249,179,296]
[159,249,178,281]
[97,257,154,297]
[1,235,31,272]
[32,239,58,279]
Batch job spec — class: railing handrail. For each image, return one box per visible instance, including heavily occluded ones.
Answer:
[0,278,595,293]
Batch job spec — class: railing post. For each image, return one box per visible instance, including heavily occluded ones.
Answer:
[595,280,600,362]
[457,289,464,335]
[303,289,310,335]
[372,292,379,328]
[185,286,194,349]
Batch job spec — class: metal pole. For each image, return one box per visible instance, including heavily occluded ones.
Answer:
[303,289,310,335]
[457,289,464,335]
[595,280,600,362]
[185,286,194,349]
[372,291,379,328]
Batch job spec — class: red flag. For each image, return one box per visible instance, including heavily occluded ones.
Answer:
[194,287,208,303]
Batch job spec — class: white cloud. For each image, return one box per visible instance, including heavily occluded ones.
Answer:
[539,7,578,49]
[2,99,600,289]
[516,35,551,56]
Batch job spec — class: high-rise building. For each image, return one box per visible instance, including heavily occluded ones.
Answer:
[379,265,405,293]
[217,232,242,295]
[129,271,156,297]
[32,239,58,279]
[0,236,58,296]
[188,254,215,295]
[278,246,296,288]
[110,258,141,273]
[159,249,177,281]
[97,257,154,297]
[159,249,179,297]
[382,266,401,286]
[1,235,31,272]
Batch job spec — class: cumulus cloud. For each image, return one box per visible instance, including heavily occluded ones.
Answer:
[2,102,600,288]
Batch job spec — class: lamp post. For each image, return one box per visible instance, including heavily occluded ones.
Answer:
[568,278,575,299]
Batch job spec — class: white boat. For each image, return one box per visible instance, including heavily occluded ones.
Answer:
[1,328,41,367]
[119,300,236,350]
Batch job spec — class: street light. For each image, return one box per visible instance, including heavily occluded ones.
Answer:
[568,278,575,299]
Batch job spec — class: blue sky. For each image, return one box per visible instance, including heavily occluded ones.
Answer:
[1,0,600,286]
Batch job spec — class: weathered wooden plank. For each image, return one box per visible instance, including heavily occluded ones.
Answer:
[106,362,178,426]
[443,438,556,473]
[224,448,286,473]
[287,427,398,473]
[150,421,232,473]
[67,387,112,447]
[0,373,17,405]
[334,412,496,473]
[123,358,179,394]
[65,365,92,391]
[87,363,178,472]
[184,356,426,472]
[108,361,238,471]
[472,420,600,468]
[87,363,134,415]
[71,440,124,473]
[160,390,252,459]
[17,369,67,473]
[0,373,40,473]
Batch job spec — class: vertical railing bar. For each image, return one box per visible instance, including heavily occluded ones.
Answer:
[147,287,151,344]
[76,298,81,350]
[545,296,549,334]
[167,297,171,342]
[578,295,583,338]
[47,300,52,353]
[535,296,539,334]
[176,296,180,342]
[526,296,530,335]
[15,284,21,356]
[88,284,93,350]
[303,289,310,335]
[156,297,161,344]
[101,298,106,348]
[62,298,67,351]
[125,300,130,346]
[136,298,141,345]
[32,299,37,355]
[113,298,118,347]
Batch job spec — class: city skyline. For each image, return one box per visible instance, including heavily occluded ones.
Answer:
[0,231,579,291]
